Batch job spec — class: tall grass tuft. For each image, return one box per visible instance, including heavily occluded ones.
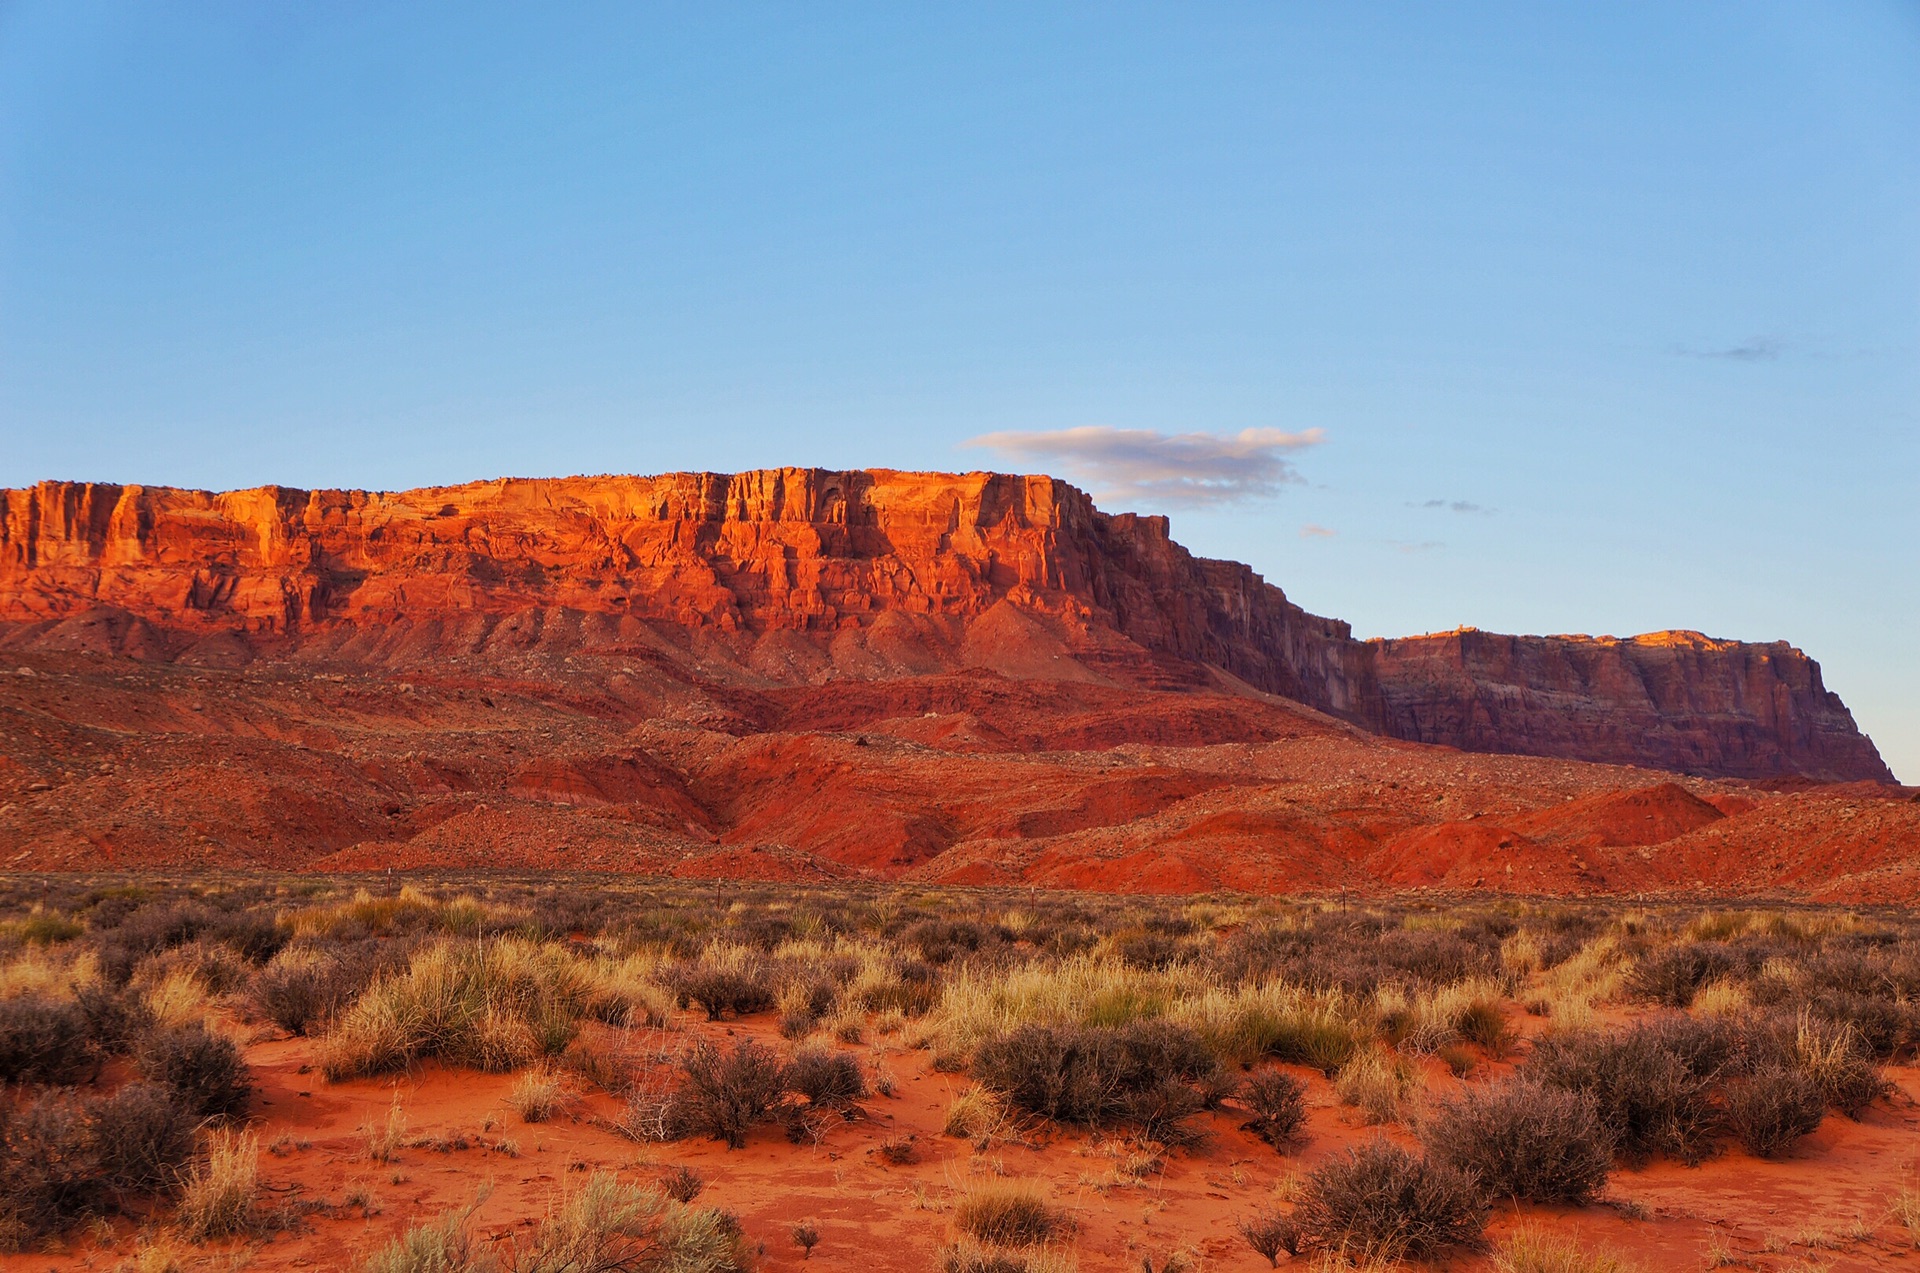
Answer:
[319,939,592,1079]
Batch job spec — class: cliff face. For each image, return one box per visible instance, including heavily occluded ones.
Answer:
[0,471,1890,782]
[1368,629,1891,783]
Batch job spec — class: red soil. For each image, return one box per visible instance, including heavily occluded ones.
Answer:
[3,1009,1916,1272]
[0,649,1914,897]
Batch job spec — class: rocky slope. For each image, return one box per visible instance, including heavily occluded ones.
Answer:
[0,470,1890,782]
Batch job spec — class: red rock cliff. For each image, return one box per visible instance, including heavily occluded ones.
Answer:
[0,471,1890,782]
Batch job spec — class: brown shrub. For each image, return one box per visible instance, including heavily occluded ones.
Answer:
[1418,1077,1612,1205]
[1724,1067,1824,1158]
[1240,1069,1308,1149]
[1290,1138,1487,1262]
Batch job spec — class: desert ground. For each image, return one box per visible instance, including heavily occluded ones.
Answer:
[0,877,1916,1272]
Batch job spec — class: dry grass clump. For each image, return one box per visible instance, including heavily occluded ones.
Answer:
[1418,1077,1612,1204]
[1793,1013,1889,1118]
[952,1180,1070,1247]
[944,1087,1011,1145]
[1334,1046,1419,1125]
[362,1174,751,1273]
[1165,981,1361,1072]
[509,1066,572,1123]
[1493,1226,1640,1273]
[319,938,593,1079]
[511,1171,751,1273]
[362,1204,498,1273]
[288,885,522,941]
[175,1129,261,1241]
[939,1241,1078,1273]
[0,943,99,1000]
[1287,1138,1487,1263]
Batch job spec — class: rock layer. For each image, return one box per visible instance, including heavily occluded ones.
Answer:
[0,470,1891,782]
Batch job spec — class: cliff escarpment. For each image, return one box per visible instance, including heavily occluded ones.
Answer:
[0,470,1890,782]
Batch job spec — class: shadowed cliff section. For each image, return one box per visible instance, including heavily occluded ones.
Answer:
[0,470,1891,783]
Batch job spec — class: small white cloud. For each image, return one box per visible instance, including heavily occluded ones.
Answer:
[1300,523,1337,540]
[962,425,1325,508]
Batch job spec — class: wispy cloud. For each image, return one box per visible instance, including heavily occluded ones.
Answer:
[1411,499,1492,515]
[1674,337,1784,362]
[962,426,1325,507]
[1387,540,1443,554]
[1299,523,1336,540]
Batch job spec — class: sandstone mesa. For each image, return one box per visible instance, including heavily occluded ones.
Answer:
[0,468,1910,893]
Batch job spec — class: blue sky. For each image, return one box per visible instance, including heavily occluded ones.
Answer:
[1,2,1915,779]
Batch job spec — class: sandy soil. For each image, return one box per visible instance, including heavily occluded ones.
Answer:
[6,1006,1919,1273]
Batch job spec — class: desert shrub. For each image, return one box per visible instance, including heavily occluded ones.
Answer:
[1626,943,1733,1008]
[0,995,97,1084]
[73,982,154,1054]
[249,951,363,1036]
[96,903,216,985]
[1525,1022,1720,1165]
[90,1081,198,1195]
[787,1045,866,1109]
[1418,1077,1612,1205]
[1238,1208,1296,1267]
[970,1021,1220,1141]
[1240,1069,1308,1148]
[204,910,288,965]
[0,1094,102,1249]
[952,1181,1068,1247]
[319,939,591,1079]
[512,1172,751,1273]
[175,1129,260,1241]
[134,1022,252,1119]
[1289,1138,1487,1262]
[1114,931,1185,970]
[673,958,776,1021]
[660,1164,705,1203]
[671,1039,791,1149]
[1724,1066,1825,1158]
[362,1203,500,1273]
[1802,990,1915,1059]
